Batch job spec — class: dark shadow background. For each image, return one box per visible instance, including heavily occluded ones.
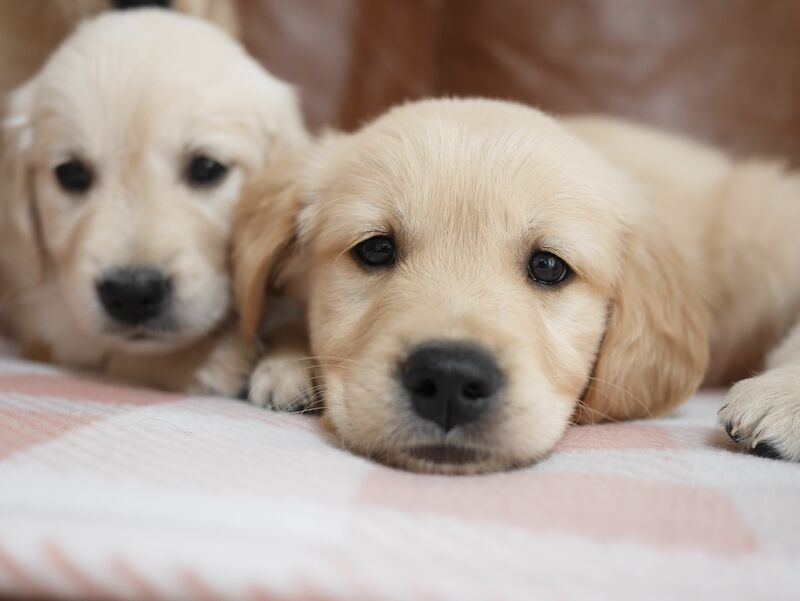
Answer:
[240,0,800,165]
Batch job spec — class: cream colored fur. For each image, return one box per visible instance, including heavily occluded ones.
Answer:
[235,98,800,472]
[0,0,239,103]
[0,10,306,394]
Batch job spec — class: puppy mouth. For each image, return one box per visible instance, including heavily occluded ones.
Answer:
[405,444,489,465]
[108,322,177,337]
[124,330,168,341]
[103,323,182,348]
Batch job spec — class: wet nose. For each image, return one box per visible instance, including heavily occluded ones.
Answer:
[96,267,172,325]
[402,341,503,432]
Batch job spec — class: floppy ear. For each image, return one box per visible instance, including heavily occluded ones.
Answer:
[1,81,44,281]
[579,220,710,423]
[232,156,304,345]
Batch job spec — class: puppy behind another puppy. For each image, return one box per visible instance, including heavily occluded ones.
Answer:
[0,0,239,101]
[235,97,800,473]
[0,10,307,395]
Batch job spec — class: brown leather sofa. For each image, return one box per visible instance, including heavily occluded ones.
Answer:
[241,0,800,166]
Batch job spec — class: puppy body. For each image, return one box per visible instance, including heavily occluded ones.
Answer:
[236,98,800,471]
[566,118,800,387]
[580,120,800,461]
[0,11,306,394]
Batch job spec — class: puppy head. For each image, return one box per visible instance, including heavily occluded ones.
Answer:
[2,10,305,352]
[236,99,708,473]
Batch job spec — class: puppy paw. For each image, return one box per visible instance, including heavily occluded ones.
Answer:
[247,354,319,413]
[719,369,800,461]
[188,332,255,398]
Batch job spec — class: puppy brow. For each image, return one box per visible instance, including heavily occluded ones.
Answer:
[523,232,588,277]
[534,240,571,256]
[352,228,393,245]
[332,228,393,262]
[523,225,570,254]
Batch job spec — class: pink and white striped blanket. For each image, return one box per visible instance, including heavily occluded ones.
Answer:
[1,338,799,601]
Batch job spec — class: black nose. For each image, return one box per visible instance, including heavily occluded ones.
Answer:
[402,341,503,432]
[96,267,172,325]
[112,0,171,9]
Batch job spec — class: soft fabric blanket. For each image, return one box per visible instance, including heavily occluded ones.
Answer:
[1,341,799,601]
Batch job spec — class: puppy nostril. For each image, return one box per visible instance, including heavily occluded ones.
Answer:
[462,381,488,400]
[413,379,438,397]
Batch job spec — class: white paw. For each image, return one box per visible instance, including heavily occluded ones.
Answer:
[190,331,254,398]
[247,354,318,412]
[720,368,800,461]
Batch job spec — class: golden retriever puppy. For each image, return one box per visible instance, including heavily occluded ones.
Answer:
[0,0,239,101]
[0,10,306,395]
[235,98,800,473]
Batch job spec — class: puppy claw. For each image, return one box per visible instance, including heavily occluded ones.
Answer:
[720,370,800,462]
[752,441,782,460]
[247,354,316,412]
[723,420,742,444]
[283,394,321,414]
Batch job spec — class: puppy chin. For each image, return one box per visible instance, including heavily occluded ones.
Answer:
[95,310,226,355]
[370,444,528,475]
[101,328,191,354]
[334,415,537,474]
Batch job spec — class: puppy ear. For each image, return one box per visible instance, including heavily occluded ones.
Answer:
[232,156,304,345]
[579,220,710,423]
[1,82,44,281]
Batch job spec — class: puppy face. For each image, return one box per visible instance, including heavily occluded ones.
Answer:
[237,99,708,473]
[4,11,305,352]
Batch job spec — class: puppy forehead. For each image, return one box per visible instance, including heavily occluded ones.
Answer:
[309,101,632,276]
[28,11,281,160]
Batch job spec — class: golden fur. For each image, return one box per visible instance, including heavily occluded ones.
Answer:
[0,0,238,103]
[235,98,800,472]
[0,10,306,394]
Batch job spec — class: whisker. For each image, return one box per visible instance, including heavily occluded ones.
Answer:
[546,372,653,421]
[584,375,654,420]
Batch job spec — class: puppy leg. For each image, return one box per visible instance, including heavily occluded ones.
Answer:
[247,322,318,412]
[720,320,800,460]
[189,326,255,398]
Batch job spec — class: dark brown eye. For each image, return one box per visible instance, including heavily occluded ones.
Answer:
[528,251,570,285]
[187,155,228,188]
[353,235,396,267]
[54,159,93,194]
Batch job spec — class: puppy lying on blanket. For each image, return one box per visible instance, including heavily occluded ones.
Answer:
[235,98,800,473]
[0,10,306,395]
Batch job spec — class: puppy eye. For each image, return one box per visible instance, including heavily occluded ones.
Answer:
[187,155,228,188]
[528,251,570,285]
[353,235,396,267]
[54,159,93,194]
